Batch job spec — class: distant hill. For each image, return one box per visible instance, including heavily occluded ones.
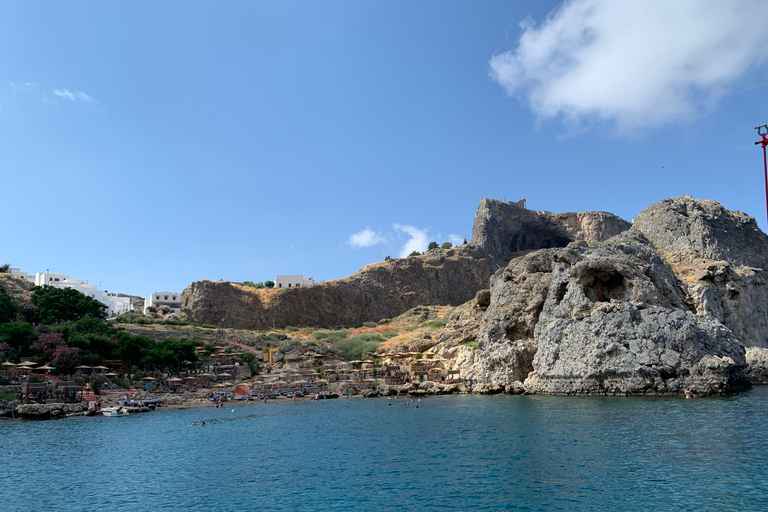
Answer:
[181,198,629,329]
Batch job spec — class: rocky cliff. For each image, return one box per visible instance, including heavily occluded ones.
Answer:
[182,199,628,329]
[437,196,766,396]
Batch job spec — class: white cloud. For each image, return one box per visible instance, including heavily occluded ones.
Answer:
[490,0,768,131]
[53,89,95,103]
[394,224,429,257]
[448,234,464,247]
[9,82,38,91]
[346,228,386,249]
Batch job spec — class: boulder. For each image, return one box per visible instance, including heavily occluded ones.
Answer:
[466,234,749,396]
[746,347,768,384]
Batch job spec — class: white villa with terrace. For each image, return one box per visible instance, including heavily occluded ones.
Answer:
[144,291,181,313]
[274,275,314,288]
[8,270,134,316]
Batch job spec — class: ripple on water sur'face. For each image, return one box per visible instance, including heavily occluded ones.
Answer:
[2,389,768,511]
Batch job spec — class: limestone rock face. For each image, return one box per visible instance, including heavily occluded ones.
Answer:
[746,347,768,384]
[463,235,749,396]
[634,195,768,348]
[469,199,631,266]
[182,249,494,329]
[182,198,631,330]
[633,195,768,269]
[15,403,87,420]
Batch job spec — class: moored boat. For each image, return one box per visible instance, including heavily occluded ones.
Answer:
[102,406,129,417]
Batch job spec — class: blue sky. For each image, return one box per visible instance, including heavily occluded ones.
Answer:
[2,1,768,297]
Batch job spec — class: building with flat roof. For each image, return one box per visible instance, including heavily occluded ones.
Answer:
[274,275,314,289]
[144,291,181,313]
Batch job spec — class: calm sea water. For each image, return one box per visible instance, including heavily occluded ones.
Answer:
[2,389,768,511]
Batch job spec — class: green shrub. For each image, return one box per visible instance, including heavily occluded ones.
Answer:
[408,251,421,257]
[243,281,265,289]
[164,312,189,325]
[285,325,299,332]
[428,241,438,250]
[240,352,261,375]
[201,324,217,329]
[264,281,275,288]
[334,336,381,360]
[312,329,348,343]
[382,330,399,339]
[422,317,449,329]
[441,242,452,249]
[362,321,377,328]
[116,313,153,325]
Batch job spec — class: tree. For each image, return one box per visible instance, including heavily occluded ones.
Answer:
[0,286,19,323]
[18,300,38,324]
[463,238,467,245]
[161,338,199,374]
[0,321,36,354]
[51,345,80,374]
[264,281,275,288]
[441,242,452,250]
[117,333,154,373]
[384,256,391,261]
[0,263,10,273]
[428,241,439,250]
[408,251,421,257]
[31,286,107,324]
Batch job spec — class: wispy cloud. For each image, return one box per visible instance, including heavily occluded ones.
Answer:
[394,224,429,257]
[9,82,38,91]
[347,228,386,249]
[447,234,464,247]
[490,0,768,132]
[53,89,95,103]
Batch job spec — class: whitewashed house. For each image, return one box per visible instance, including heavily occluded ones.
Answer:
[33,271,133,316]
[104,295,133,316]
[274,275,314,288]
[8,268,35,283]
[144,291,181,313]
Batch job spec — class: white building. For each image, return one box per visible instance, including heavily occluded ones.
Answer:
[104,294,133,316]
[33,271,133,316]
[8,268,35,283]
[144,291,181,313]
[274,275,314,289]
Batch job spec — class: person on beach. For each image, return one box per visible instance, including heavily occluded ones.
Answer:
[200,421,206,426]
[690,384,699,398]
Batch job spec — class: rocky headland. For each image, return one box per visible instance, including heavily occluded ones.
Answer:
[181,195,768,396]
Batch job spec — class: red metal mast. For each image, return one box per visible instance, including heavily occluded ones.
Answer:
[756,124,768,232]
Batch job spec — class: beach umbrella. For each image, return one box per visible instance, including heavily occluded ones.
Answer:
[167,377,183,382]
[2,361,16,366]
[141,377,156,381]
[37,365,55,375]
[184,377,197,381]
[104,372,119,377]
[93,365,109,370]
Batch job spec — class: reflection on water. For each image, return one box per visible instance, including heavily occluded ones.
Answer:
[2,388,768,511]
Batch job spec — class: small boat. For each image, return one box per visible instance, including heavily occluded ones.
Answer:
[102,406,129,417]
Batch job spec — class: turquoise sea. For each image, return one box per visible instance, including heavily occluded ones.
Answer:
[2,389,768,511]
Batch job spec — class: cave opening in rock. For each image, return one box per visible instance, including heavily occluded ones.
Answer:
[554,282,568,305]
[582,271,627,303]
